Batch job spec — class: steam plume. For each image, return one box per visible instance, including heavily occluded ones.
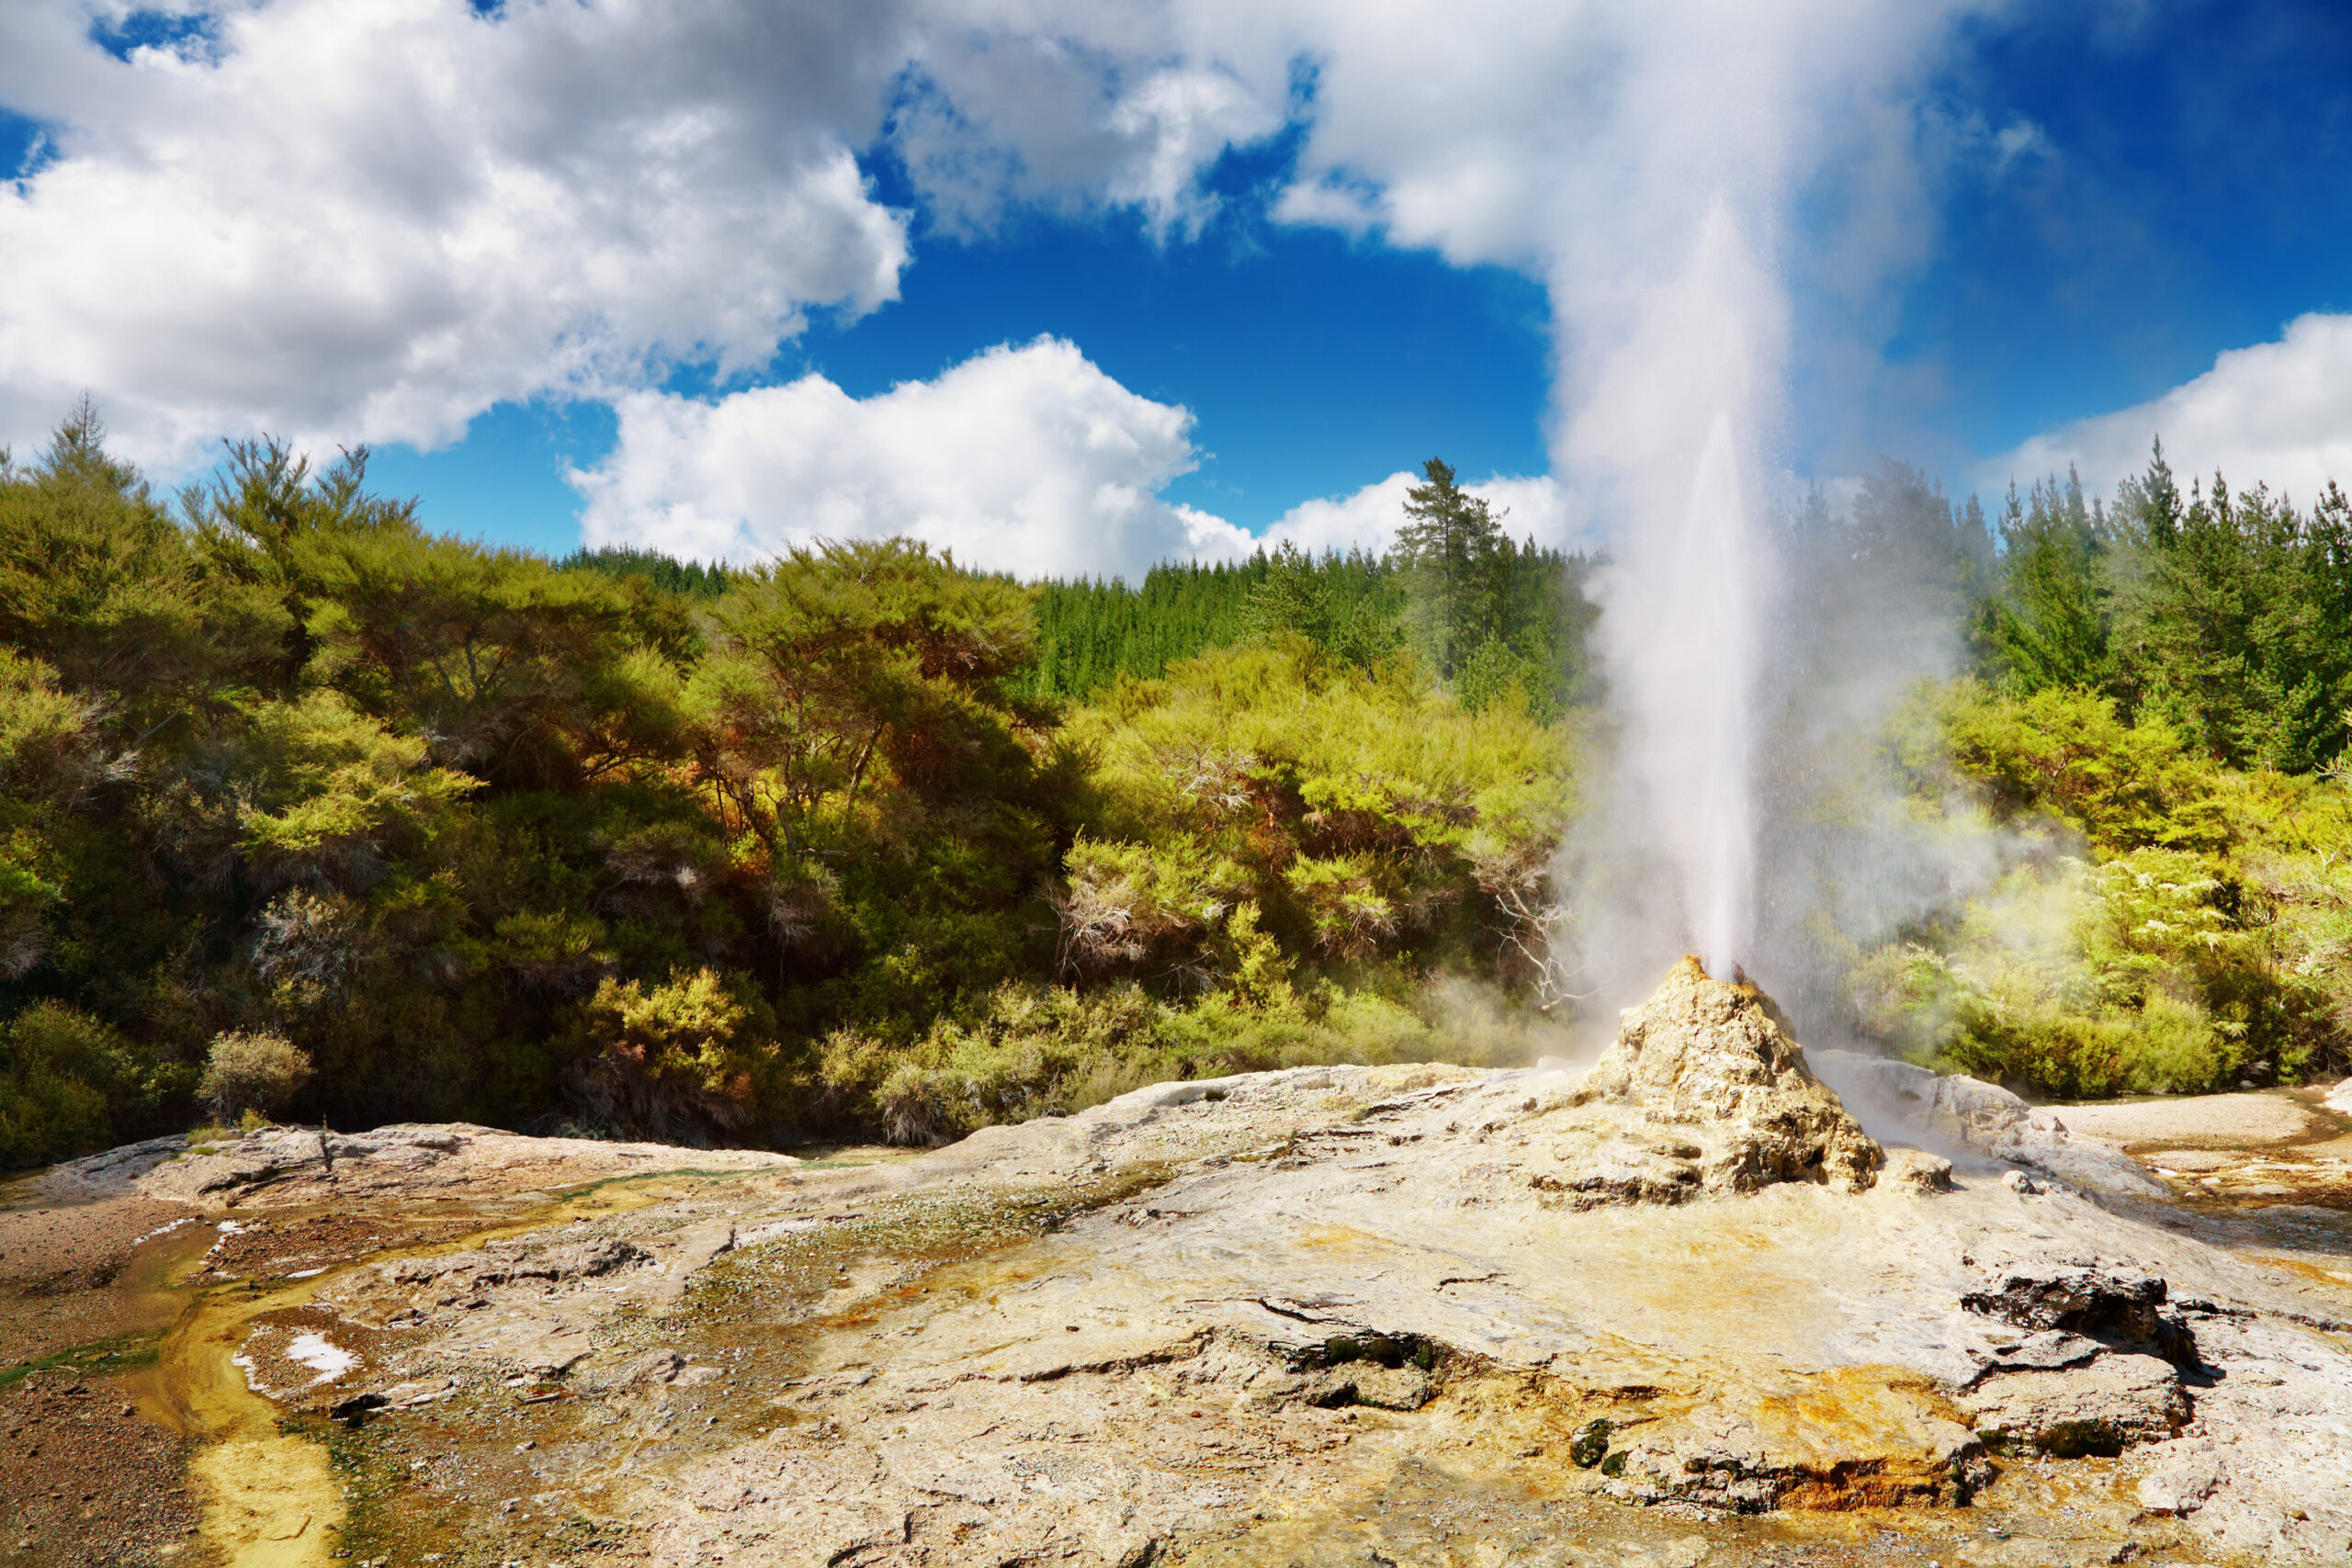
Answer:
[1529,6,1993,1010]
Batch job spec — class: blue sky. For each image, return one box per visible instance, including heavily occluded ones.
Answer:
[1909,0,2352,460]
[385,0,2352,554]
[4,0,2350,574]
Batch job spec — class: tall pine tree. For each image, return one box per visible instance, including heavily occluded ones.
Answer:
[1394,457,1505,680]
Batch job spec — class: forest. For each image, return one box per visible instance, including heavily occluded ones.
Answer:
[2,414,2347,1167]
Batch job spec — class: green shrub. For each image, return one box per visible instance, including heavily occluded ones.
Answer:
[1929,680,2230,852]
[565,968,778,1142]
[1062,638,1575,989]
[1848,853,2278,1097]
[817,976,1551,1145]
[0,1003,149,1167]
[198,1030,314,1121]
[1847,680,2349,1097]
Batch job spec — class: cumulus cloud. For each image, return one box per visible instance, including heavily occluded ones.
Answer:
[903,1,1977,395]
[1989,313,2352,502]
[0,0,2005,481]
[1262,470,1586,559]
[576,333,1589,579]
[0,0,918,466]
[571,337,1251,580]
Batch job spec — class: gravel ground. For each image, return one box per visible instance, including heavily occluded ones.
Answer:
[193,1211,483,1284]
[0,1365,208,1568]
[0,1195,196,1365]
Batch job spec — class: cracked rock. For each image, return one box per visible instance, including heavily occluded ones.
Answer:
[1962,1262,2198,1369]
[1962,1354,2189,1456]
[2136,1465,2217,1516]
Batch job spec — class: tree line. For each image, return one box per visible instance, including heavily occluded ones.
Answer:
[0,424,1577,1164]
[1984,444,2352,773]
[1024,461,1600,720]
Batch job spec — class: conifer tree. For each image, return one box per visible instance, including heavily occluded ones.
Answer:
[1991,468,2110,694]
[1394,458,1506,680]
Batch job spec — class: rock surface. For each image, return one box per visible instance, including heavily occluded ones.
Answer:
[1960,1260,2200,1367]
[134,1120,797,1208]
[2054,1091,2322,1148]
[1962,1350,2190,1457]
[23,964,2352,1568]
[1812,1048,2170,1197]
[195,966,2351,1567]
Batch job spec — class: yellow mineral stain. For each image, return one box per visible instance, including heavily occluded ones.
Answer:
[1295,1224,1386,1257]
[141,1168,736,1568]
[189,1436,330,1567]
[151,1269,344,1568]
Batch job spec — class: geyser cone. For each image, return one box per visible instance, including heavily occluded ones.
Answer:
[1587,956,1882,1193]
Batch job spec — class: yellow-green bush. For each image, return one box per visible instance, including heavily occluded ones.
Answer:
[0,1002,183,1166]
[1852,679,2348,1095]
[564,967,779,1143]
[197,1029,314,1120]
[1059,638,1576,992]
[813,975,1553,1146]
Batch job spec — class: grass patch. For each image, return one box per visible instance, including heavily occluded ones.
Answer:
[0,1330,161,1391]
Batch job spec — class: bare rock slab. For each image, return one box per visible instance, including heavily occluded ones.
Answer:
[153,966,2352,1566]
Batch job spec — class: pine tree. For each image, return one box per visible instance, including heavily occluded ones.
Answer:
[1991,469,2110,694]
[1394,458,1506,680]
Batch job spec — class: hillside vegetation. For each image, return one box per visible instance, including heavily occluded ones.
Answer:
[1860,448,2352,1097]
[0,417,2346,1165]
[0,430,1577,1162]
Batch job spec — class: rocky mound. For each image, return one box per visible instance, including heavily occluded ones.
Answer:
[1581,955,1883,1195]
[1813,1047,2169,1199]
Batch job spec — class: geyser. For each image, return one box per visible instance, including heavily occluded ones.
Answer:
[1662,413,1757,977]
[1572,206,1781,991]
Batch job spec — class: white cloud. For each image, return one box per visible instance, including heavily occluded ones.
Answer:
[1263,470,1587,559]
[1989,313,2352,504]
[891,0,1987,545]
[571,337,1252,581]
[0,0,916,467]
[882,39,1283,240]
[1264,473,1418,558]
[577,338,1593,580]
[0,0,2009,569]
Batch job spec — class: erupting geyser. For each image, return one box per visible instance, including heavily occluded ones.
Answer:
[1662,413,1758,978]
[1577,205,1780,990]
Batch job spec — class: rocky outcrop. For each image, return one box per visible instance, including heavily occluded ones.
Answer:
[1578,1362,1992,1512]
[1961,1261,2199,1369]
[23,1133,190,1201]
[2136,1462,2218,1517]
[379,1235,651,1303]
[1962,1350,2190,1457]
[1947,1261,2202,1459]
[1583,956,1883,1195]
